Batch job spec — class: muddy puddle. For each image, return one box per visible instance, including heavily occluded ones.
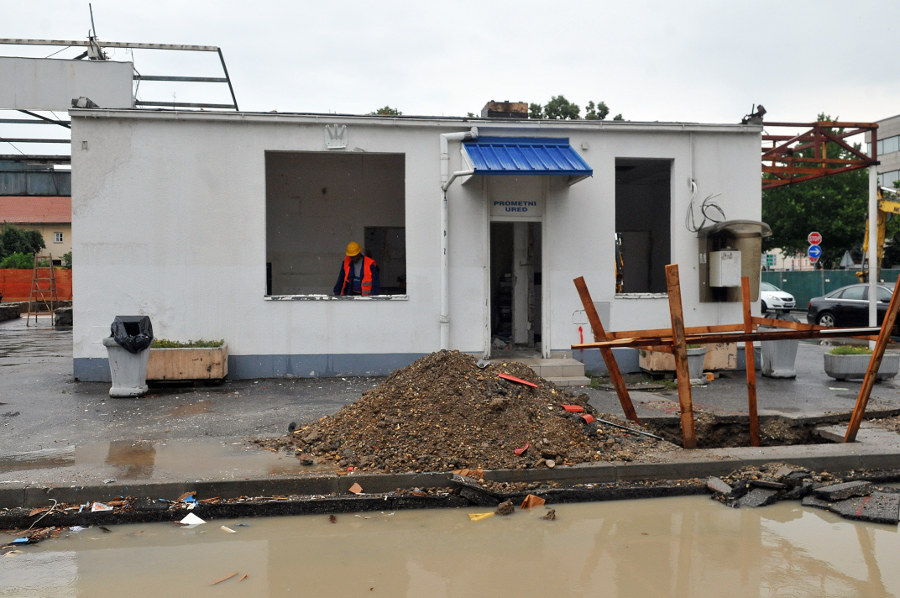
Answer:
[3,496,899,596]
[0,439,339,482]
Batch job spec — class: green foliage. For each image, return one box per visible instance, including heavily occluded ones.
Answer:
[369,106,401,116]
[62,252,72,269]
[828,345,872,355]
[151,338,224,348]
[0,224,45,259]
[527,96,621,121]
[761,115,887,268]
[542,95,580,120]
[0,252,35,269]
[584,100,609,121]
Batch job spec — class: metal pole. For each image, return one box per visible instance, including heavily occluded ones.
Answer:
[868,165,878,340]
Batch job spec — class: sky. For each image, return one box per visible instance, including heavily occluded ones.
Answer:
[2,0,900,125]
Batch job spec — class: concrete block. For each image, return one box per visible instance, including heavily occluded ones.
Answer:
[814,480,873,501]
[736,488,779,508]
[829,492,900,525]
[706,476,732,495]
[801,495,832,511]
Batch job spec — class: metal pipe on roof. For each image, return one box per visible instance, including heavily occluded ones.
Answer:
[439,126,478,350]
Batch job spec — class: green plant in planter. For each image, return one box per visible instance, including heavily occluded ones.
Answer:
[828,345,872,356]
[151,338,224,348]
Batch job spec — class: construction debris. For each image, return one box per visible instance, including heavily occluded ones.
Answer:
[707,463,900,525]
[259,350,672,473]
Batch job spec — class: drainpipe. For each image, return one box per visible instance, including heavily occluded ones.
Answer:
[439,126,478,349]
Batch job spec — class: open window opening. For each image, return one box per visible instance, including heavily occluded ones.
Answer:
[265,151,406,297]
[615,158,672,293]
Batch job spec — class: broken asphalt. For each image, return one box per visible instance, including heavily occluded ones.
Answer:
[3,314,900,521]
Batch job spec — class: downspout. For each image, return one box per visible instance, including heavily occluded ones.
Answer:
[439,126,479,350]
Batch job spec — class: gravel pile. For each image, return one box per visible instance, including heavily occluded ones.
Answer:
[261,350,676,473]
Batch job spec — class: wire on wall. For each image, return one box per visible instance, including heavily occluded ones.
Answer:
[685,180,726,232]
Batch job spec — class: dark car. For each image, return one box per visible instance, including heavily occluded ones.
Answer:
[806,282,896,330]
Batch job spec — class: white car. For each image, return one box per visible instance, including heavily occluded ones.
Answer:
[760,281,796,312]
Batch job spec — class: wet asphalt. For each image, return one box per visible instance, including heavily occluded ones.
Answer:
[3,313,900,510]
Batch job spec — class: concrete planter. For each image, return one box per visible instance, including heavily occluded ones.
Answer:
[639,347,707,381]
[686,347,707,382]
[146,344,228,381]
[760,327,798,379]
[102,337,151,397]
[824,351,900,382]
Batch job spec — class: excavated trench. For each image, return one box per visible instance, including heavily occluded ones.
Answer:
[643,414,832,449]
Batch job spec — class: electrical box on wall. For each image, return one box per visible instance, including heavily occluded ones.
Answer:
[697,220,772,302]
[708,250,741,287]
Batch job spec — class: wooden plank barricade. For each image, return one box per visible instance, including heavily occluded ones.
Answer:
[572,271,900,448]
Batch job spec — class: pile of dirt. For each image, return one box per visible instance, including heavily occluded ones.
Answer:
[259,350,677,473]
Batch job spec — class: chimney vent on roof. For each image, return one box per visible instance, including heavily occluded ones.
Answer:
[481,100,528,119]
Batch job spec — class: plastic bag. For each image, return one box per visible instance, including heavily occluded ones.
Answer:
[110,315,153,353]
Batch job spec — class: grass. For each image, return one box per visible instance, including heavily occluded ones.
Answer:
[151,338,224,348]
[828,345,872,356]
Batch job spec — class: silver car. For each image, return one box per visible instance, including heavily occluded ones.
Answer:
[760,281,796,312]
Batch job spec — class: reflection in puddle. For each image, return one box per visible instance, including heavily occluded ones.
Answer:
[167,401,213,418]
[0,439,338,481]
[105,440,157,479]
[4,497,900,596]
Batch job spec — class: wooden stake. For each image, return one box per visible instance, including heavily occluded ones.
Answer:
[741,276,760,447]
[845,274,900,442]
[664,265,696,449]
[573,276,640,423]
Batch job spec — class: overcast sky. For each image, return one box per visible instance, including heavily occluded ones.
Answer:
[3,0,900,125]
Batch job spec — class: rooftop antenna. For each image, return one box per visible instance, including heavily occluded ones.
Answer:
[86,3,107,60]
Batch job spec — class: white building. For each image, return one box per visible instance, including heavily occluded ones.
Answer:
[70,109,764,380]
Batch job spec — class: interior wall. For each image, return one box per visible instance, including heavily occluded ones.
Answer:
[615,158,672,293]
[265,152,404,295]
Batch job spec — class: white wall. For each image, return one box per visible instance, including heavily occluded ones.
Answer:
[71,111,761,378]
[0,57,132,110]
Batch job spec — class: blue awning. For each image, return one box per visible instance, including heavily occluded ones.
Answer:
[462,137,593,185]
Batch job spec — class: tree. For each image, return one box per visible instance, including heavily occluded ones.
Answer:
[761,115,895,268]
[527,96,621,120]
[0,224,45,260]
[542,95,580,120]
[584,100,609,121]
[0,252,35,269]
[369,106,401,116]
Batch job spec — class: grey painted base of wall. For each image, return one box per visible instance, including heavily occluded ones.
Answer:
[573,347,640,376]
[75,352,428,381]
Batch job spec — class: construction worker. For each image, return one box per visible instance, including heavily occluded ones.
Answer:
[333,241,380,296]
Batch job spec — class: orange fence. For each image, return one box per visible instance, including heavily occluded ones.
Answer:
[0,269,72,302]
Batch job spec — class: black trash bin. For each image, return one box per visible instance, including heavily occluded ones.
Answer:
[102,316,154,397]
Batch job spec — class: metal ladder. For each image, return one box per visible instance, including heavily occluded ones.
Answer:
[26,253,57,326]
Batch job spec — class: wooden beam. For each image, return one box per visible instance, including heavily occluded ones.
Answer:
[665,265,696,449]
[572,277,640,423]
[845,274,900,442]
[571,326,884,350]
[741,277,760,447]
[605,323,745,339]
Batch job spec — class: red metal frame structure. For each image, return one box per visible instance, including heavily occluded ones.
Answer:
[761,121,878,189]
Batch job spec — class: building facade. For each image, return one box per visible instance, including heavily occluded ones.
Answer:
[70,109,763,381]
[871,114,900,188]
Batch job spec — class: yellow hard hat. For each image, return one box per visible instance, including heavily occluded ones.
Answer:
[345,241,362,257]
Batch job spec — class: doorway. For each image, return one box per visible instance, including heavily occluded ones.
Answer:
[489,221,542,355]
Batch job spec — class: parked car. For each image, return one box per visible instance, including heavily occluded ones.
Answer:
[806,282,897,330]
[759,281,796,312]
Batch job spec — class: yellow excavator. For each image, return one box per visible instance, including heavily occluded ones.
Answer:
[857,187,900,282]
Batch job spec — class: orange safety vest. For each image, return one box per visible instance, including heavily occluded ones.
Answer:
[341,256,376,296]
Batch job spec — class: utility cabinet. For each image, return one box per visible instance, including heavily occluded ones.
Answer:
[698,220,772,302]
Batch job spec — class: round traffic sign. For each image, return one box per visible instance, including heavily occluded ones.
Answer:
[808,231,822,245]
[808,244,822,261]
